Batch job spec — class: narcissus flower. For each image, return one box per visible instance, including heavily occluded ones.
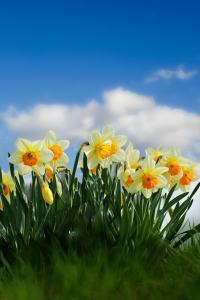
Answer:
[168,162,200,192]
[101,125,127,166]
[156,145,190,184]
[44,131,70,168]
[145,144,169,163]
[1,170,17,203]
[128,156,169,198]
[125,142,141,170]
[44,163,62,195]
[8,139,54,175]
[42,183,53,205]
[117,163,135,190]
[78,160,102,174]
[82,127,115,169]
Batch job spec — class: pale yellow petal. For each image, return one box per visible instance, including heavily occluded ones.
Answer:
[145,147,155,158]
[117,165,124,180]
[87,152,102,169]
[141,187,152,199]
[150,167,169,176]
[129,150,140,165]
[170,145,180,161]
[45,131,56,148]
[38,148,54,163]
[8,152,22,164]
[17,163,32,175]
[131,169,144,180]
[128,179,142,194]
[15,138,31,152]
[142,156,155,173]
[102,125,115,135]
[112,148,125,162]
[56,140,70,151]
[89,131,101,146]
[125,142,134,156]
[112,135,127,147]
[31,140,44,152]
[57,152,69,165]
[154,175,167,188]
[172,168,183,180]
[32,162,45,175]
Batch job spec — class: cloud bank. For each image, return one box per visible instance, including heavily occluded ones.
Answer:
[2,87,200,161]
[145,66,198,83]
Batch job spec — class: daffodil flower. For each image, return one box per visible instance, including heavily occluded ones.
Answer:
[101,125,127,166]
[42,183,53,205]
[8,139,54,175]
[128,156,169,198]
[145,144,169,163]
[168,162,200,193]
[44,163,62,195]
[44,131,70,168]
[82,127,115,169]
[117,164,135,190]
[1,170,17,204]
[77,160,102,175]
[124,142,141,170]
[156,145,190,185]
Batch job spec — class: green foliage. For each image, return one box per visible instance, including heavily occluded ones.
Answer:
[0,151,200,273]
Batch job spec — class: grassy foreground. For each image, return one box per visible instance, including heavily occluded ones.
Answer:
[0,241,200,300]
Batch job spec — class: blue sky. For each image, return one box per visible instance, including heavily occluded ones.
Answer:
[0,0,200,176]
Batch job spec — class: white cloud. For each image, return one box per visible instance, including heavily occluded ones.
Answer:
[2,87,200,162]
[145,65,198,83]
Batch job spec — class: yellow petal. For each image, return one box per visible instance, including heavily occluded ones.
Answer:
[45,131,56,148]
[17,163,32,175]
[15,138,31,152]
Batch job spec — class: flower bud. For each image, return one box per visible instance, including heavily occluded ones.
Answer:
[42,184,53,205]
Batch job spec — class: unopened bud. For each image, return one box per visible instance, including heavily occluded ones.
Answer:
[42,184,53,205]
[168,207,174,218]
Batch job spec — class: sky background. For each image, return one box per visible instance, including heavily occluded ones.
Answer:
[0,0,200,225]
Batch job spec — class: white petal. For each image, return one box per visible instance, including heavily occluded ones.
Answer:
[38,148,54,163]
[145,147,155,158]
[32,163,45,175]
[57,152,69,165]
[112,135,127,147]
[56,140,70,151]
[150,167,169,176]
[112,148,125,162]
[128,179,142,194]
[125,142,134,156]
[31,140,44,152]
[129,150,140,165]
[15,138,31,152]
[89,131,101,146]
[170,145,180,160]
[141,187,152,199]
[142,156,155,173]
[131,169,144,180]
[8,152,22,164]
[102,125,115,135]
[17,163,32,175]
[45,131,56,148]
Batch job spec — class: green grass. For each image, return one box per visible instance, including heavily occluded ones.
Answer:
[1,241,200,300]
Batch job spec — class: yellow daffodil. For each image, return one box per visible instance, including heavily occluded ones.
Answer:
[8,139,54,175]
[117,164,135,190]
[101,125,127,166]
[156,145,190,184]
[44,131,70,168]
[82,127,115,169]
[44,163,62,195]
[128,156,169,198]
[1,170,17,205]
[125,142,141,170]
[168,162,200,193]
[145,144,169,163]
[77,160,102,175]
[42,183,53,205]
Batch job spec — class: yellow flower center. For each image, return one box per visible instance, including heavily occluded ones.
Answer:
[45,167,53,181]
[126,175,133,185]
[22,151,39,166]
[142,174,158,189]
[95,144,112,159]
[50,145,63,161]
[130,164,138,169]
[180,171,193,186]
[167,162,182,176]
[3,183,9,196]
[91,165,102,173]
[111,140,118,155]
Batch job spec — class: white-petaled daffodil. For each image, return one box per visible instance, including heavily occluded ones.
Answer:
[82,126,115,170]
[156,145,190,184]
[145,144,169,163]
[1,170,17,204]
[128,156,169,198]
[168,162,200,193]
[44,131,70,168]
[8,139,54,175]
